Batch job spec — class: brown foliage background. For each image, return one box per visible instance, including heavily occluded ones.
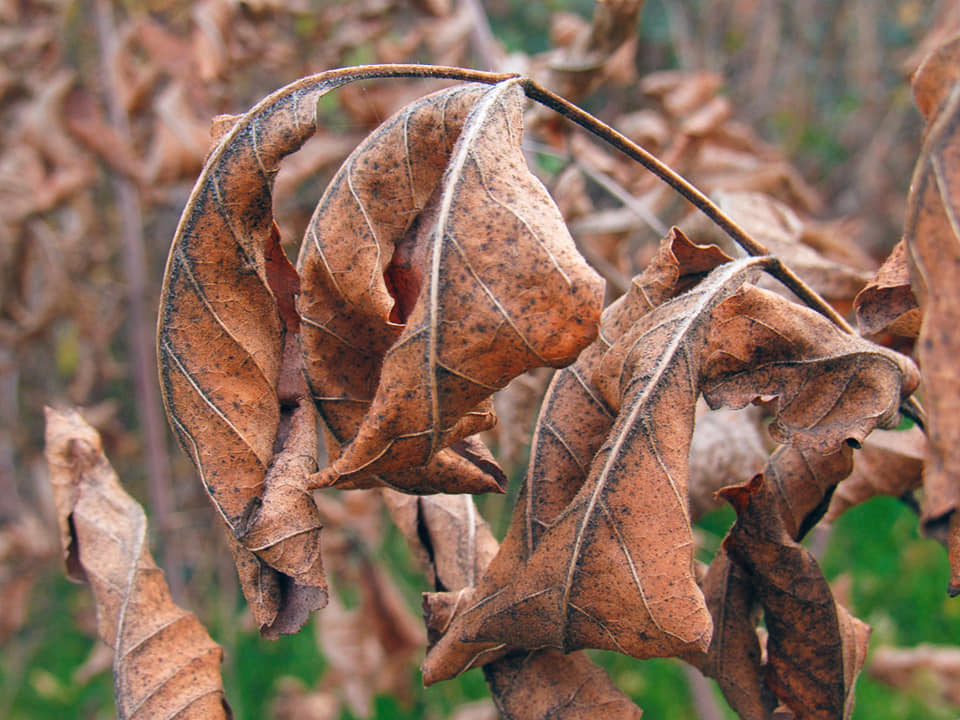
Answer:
[2,1,955,719]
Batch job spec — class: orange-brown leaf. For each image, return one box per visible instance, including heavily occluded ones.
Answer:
[157,72,364,631]
[903,35,960,594]
[421,231,732,682]
[296,83,505,495]
[854,239,920,337]
[483,650,643,720]
[45,407,231,719]
[424,257,777,682]
[720,475,870,720]
[701,285,920,454]
[311,79,604,487]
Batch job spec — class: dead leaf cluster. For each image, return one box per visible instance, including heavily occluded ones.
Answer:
[12,2,960,720]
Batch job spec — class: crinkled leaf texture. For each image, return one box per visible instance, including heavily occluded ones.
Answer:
[423,256,777,683]
[307,79,604,489]
[422,230,732,682]
[902,35,960,594]
[296,83,510,495]
[45,408,231,719]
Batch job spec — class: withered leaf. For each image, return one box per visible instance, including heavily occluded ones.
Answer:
[422,230,732,682]
[158,70,398,632]
[483,650,643,720]
[310,79,604,487]
[853,239,920,337]
[424,256,777,682]
[902,35,960,594]
[686,444,853,719]
[686,549,775,720]
[720,474,870,720]
[296,82,505,495]
[44,407,231,719]
[700,285,920,454]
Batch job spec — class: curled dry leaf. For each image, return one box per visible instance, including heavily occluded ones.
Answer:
[424,256,778,683]
[158,71,372,632]
[44,407,230,719]
[308,79,604,488]
[685,441,854,720]
[422,229,731,683]
[685,549,775,720]
[296,83,507,495]
[720,475,870,720]
[700,285,920,454]
[853,239,920,337]
[902,35,960,594]
[483,650,643,720]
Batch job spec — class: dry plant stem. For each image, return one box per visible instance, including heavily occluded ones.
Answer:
[92,0,182,597]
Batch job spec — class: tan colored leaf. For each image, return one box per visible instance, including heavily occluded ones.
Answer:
[825,427,925,523]
[421,230,732,682]
[483,650,643,720]
[295,83,506,495]
[687,443,853,719]
[381,491,499,592]
[310,79,604,487]
[44,407,230,719]
[700,285,920,455]
[853,239,920,337]
[902,35,960,594]
[424,256,778,683]
[158,72,373,632]
[720,474,870,720]
[869,644,960,708]
[685,549,775,720]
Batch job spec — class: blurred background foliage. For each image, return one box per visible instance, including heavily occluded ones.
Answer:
[1,0,957,717]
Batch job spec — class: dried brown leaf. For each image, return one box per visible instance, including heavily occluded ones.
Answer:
[424,256,778,683]
[158,72,374,633]
[687,442,854,718]
[686,549,775,720]
[701,285,920,455]
[310,80,603,488]
[483,650,643,720]
[902,35,960,594]
[422,230,731,682]
[295,83,506,495]
[854,239,920,337]
[720,474,870,720]
[44,407,231,719]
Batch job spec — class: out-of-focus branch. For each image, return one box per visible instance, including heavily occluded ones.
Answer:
[92,0,181,597]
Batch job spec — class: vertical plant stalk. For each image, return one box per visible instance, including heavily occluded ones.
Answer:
[92,0,182,596]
